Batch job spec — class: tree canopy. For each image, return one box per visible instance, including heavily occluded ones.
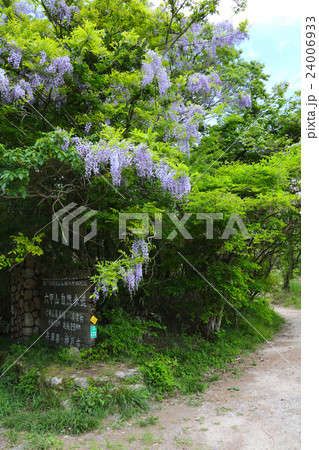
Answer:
[0,0,300,334]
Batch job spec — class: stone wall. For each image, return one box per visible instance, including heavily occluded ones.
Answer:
[0,270,11,335]
[10,258,42,341]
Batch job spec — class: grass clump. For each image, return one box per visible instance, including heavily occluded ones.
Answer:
[140,355,178,395]
[137,415,159,427]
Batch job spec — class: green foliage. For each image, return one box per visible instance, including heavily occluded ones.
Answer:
[140,355,178,394]
[106,386,150,419]
[2,408,101,435]
[71,385,109,414]
[56,347,87,365]
[0,233,43,269]
[239,298,284,339]
[273,277,301,309]
[89,309,161,360]
[22,433,64,450]
[16,368,40,397]
[137,415,159,427]
[0,385,24,418]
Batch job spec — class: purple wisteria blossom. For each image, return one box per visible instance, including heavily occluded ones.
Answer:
[0,44,73,106]
[93,238,150,300]
[8,48,22,70]
[123,238,149,294]
[187,72,222,101]
[0,69,11,103]
[92,279,112,303]
[141,50,171,96]
[57,129,70,151]
[84,122,92,135]
[164,101,204,155]
[0,69,34,103]
[44,0,78,23]
[156,162,191,197]
[12,79,33,101]
[188,73,211,94]
[15,1,45,19]
[123,264,143,294]
[45,55,73,83]
[39,51,47,65]
[133,145,154,179]
[71,137,191,198]
[239,95,252,109]
[170,21,248,71]
[211,73,222,85]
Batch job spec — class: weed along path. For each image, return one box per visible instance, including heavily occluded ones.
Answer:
[59,305,300,450]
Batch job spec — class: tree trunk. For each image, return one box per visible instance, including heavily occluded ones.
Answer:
[283,245,295,291]
[207,305,224,338]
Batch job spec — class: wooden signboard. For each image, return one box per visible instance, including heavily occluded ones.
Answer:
[40,272,95,349]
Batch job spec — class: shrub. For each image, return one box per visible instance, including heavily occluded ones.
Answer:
[71,385,109,414]
[140,355,178,394]
[88,309,161,361]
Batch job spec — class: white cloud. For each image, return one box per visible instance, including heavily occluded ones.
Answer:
[216,0,300,26]
[242,41,257,58]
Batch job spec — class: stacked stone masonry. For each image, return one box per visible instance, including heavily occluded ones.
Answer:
[10,258,42,341]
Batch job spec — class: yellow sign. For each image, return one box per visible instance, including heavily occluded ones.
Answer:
[90,315,98,325]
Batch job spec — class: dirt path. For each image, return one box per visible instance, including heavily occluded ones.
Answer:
[1,305,301,449]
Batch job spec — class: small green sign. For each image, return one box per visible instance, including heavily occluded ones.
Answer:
[90,326,97,338]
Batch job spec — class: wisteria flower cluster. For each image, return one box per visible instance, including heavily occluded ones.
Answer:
[141,50,171,96]
[187,72,221,95]
[84,122,92,135]
[164,101,204,155]
[122,238,149,294]
[71,136,191,198]
[14,1,45,19]
[238,95,252,109]
[44,0,78,23]
[93,238,150,301]
[0,41,73,106]
[93,279,117,303]
[211,21,248,54]
[8,48,22,70]
[175,21,248,64]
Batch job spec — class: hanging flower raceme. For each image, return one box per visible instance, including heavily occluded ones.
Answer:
[0,69,11,103]
[0,40,73,107]
[188,73,211,94]
[92,238,150,301]
[84,122,92,135]
[71,137,191,198]
[44,0,78,23]
[14,1,45,18]
[169,20,248,72]
[122,238,149,294]
[92,279,115,303]
[238,95,252,109]
[164,101,204,155]
[8,48,22,70]
[141,50,171,96]
[187,72,222,95]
